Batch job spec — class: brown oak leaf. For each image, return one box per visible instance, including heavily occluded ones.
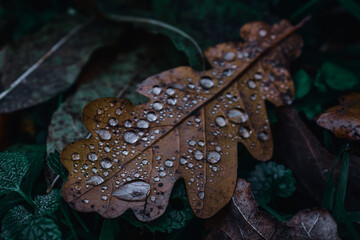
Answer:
[206,179,341,240]
[316,93,360,141]
[61,20,303,221]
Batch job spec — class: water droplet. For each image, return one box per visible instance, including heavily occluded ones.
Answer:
[167,98,177,105]
[194,150,203,160]
[147,112,157,122]
[164,160,173,167]
[189,140,196,146]
[101,195,108,201]
[72,153,80,161]
[95,129,112,140]
[152,86,162,95]
[187,83,195,89]
[100,159,112,169]
[153,102,163,111]
[97,109,102,114]
[198,191,204,199]
[200,77,214,89]
[207,151,221,164]
[198,141,205,147]
[112,181,151,201]
[248,80,256,89]
[166,88,175,96]
[116,108,122,115]
[180,157,187,165]
[259,29,267,37]
[215,116,227,127]
[88,153,98,161]
[123,131,139,144]
[254,73,262,79]
[227,109,248,124]
[86,175,104,185]
[257,131,269,142]
[154,176,160,182]
[124,120,132,128]
[224,52,235,61]
[239,127,251,138]
[108,118,118,126]
[137,120,149,129]
[83,199,89,204]
[250,94,256,101]
[159,171,166,177]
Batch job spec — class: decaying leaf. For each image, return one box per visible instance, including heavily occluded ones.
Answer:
[316,93,360,141]
[61,20,303,221]
[273,107,360,211]
[207,179,340,240]
[0,15,124,113]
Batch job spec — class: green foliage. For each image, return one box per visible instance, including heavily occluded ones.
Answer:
[1,191,62,240]
[294,69,312,99]
[47,151,68,180]
[34,190,61,217]
[123,181,194,233]
[322,146,360,240]
[8,217,62,240]
[0,152,29,196]
[316,62,359,92]
[248,162,296,204]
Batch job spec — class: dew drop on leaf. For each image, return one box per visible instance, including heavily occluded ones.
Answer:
[227,109,248,124]
[207,151,221,164]
[200,77,214,89]
[215,116,227,127]
[123,131,139,144]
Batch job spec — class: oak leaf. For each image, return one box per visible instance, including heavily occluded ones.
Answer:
[316,93,360,141]
[61,20,303,221]
[206,179,340,240]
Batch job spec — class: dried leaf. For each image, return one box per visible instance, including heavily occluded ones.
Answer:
[0,15,124,113]
[316,93,360,141]
[273,107,360,210]
[207,179,341,240]
[61,20,303,221]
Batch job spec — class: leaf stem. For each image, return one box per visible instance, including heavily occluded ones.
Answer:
[16,188,35,208]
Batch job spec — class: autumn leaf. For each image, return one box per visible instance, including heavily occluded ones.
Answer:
[316,93,360,141]
[61,20,303,221]
[206,179,341,240]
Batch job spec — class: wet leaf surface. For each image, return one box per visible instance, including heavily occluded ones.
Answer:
[316,93,360,141]
[0,15,124,113]
[61,20,303,221]
[47,33,185,156]
[207,179,341,240]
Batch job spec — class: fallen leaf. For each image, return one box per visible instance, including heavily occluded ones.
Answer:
[47,34,185,156]
[61,20,303,221]
[0,15,124,113]
[207,179,341,240]
[316,93,360,141]
[273,106,360,211]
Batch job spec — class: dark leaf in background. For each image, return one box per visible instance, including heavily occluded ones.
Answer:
[316,93,360,141]
[273,107,360,211]
[0,15,125,113]
[207,179,340,240]
[46,151,68,180]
